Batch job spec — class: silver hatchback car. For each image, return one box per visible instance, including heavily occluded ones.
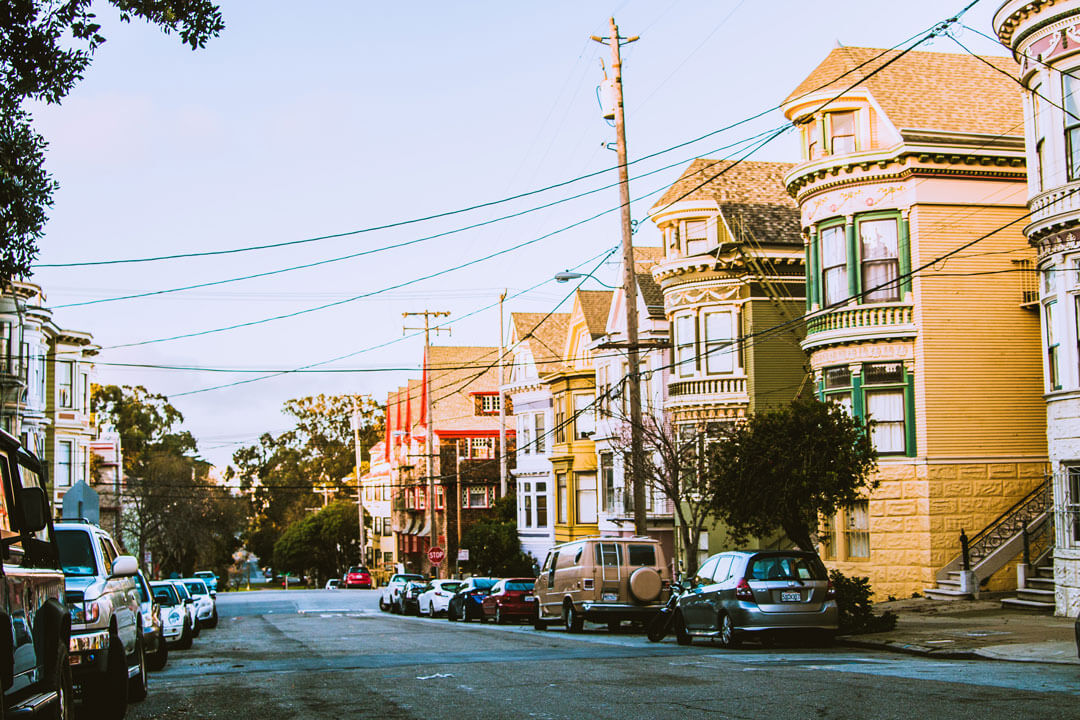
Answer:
[674,550,837,647]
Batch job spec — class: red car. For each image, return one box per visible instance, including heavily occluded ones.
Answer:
[480,578,537,624]
[344,565,373,589]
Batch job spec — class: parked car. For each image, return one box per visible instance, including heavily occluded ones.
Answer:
[170,580,201,639]
[447,577,498,622]
[399,580,428,615]
[418,580,465,616]
[56,519,148,717]
[0,432,72,718]
[325,579,341,590]
[344,565,373,589]
[193,570,219,593]
[672,550,838,648]
[481,578,538,624]
[135,570,168,671]
[379,573,425,612]
[182,578,218,629]
[150,581,192,649]
[534,536,671,632]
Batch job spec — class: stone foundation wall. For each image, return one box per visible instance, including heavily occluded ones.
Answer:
[823,460,1047,600]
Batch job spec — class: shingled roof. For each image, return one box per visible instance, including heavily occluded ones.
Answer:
[511,311,570,378]
[785,46,1022,137]
[578,290,614,339]
[651,160,800,246]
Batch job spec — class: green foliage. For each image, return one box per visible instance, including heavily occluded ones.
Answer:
[829,570,898,635]
[705,397,878,552]
[459,493,536,577]
[92,384,195,477]
[0,0,223,280]
[273,500,360,583]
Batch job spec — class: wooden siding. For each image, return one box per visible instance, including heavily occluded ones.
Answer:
[745,298,809,413]
[910,203,1046,458]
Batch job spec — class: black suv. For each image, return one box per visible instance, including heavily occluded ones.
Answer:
[0,430,73,717]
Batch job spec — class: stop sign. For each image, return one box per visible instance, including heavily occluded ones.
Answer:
[427,546,446,564]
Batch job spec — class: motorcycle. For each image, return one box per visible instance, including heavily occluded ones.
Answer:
[646,581,684,643]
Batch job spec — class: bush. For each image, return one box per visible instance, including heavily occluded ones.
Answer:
[829,570,898,635]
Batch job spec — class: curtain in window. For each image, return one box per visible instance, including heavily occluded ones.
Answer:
[860,219,900,302]
[867,390,905,453]
[675,315,695,376]
[821,226,848,306]
[576,473,597,524]
[829,111,856,154]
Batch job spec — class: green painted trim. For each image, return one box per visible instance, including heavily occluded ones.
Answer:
[846,220,858,300]
[851,374,864,419]
[899,216,911,295]
[904,372,916,457]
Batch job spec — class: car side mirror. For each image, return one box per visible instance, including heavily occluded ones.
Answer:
[112,555,138,578]
[17,486,47,534]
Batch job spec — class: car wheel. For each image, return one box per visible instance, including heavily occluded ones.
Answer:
[717,613,740,649]
[495,607,505,625]
[86,633,129,720]
[447,602,458,621]
[533,612,547,631]
[48,647,74,720]
[207,608,219,629]
[148,636,168,671]
[674,611,692,646]
[379,596,390,612]
[192,617,201,638]
[179,619,193,650]
[564,602,583,633]
[129,635,149,701]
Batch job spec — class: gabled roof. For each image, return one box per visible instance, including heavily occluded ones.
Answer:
[784,46,1022,137]
[637,272,665,318]
[578,290,614,339]
[510,311,570,377]
[426,345,506,433]
[652,160,800,245]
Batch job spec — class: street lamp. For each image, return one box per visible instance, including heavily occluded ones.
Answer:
[554,270,584,283]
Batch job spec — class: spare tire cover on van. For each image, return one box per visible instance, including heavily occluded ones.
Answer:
[628,567,662,603]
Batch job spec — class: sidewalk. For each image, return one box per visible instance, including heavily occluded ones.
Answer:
[838,594,1079,665]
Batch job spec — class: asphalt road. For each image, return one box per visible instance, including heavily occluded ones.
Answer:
[126,589,1080,719]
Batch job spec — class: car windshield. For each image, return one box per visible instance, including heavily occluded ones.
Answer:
[348,567,367,574]
[184,581,208,596]
[195,572,214,580]
[439,582,463,593]
[55,529,96,577]
[173,583,191,600]
[472,578,497,591]
[151,585,178,606]
[392,574,424,585]
[505,581,534,592]
[747,554,827,581]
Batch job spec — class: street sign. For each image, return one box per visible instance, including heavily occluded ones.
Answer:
[457,548,469,562]
[427,546,445,564]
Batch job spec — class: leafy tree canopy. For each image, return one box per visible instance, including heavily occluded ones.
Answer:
[92,384,196,476]
[273,500,360,584]
[0,0,224,280]
[705,397,878,552]
[459,493,535,577]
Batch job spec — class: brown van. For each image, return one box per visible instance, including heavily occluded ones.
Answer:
[533,536,671,632]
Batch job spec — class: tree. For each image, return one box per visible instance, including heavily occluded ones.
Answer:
[92,384,195,477]
[705,397,878,552]
[459,493,535,577]
[610,412,717,577]
[273,500,359,585]
[1,1,224,280]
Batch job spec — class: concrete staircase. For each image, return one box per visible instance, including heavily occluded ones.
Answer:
[924,571,973,600]
[1001,560,1056,612]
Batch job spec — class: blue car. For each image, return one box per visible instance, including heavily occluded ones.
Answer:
[447,577,498,622]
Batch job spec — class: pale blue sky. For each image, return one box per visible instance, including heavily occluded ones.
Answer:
[28,0,1005,468]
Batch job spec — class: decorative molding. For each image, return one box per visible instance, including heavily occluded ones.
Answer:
[665,284,741,312]
[808,341,914,371]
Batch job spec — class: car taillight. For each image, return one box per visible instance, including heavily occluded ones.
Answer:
[826,580,836,600]
[735,578,754,602]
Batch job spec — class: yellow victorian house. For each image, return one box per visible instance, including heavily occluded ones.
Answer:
[784,47,1047,600]
[547,290,612,544]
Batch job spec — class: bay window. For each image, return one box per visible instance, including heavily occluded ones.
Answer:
[685,219,710,256]
[1065,73,1080,180]
[820,225,848,306]
[703,311,735,374]
[600,452,614,511]
[859,218,900,302]
[675,315,695,377]
[56,441,73,487]
[1048,300,1061,390]
[574,394,595,439]
[534,413,546,453]
[806,119,821,159]
[576,472,597,524]
[57,361,74,409]
[557,473,568,523]
[821,362,911,456]
[519,415,532,456]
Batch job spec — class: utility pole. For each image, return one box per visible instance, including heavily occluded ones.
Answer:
[498,290,508,498]
[351,393,372,566]
[403,310,450,577]
[591,18,646,536]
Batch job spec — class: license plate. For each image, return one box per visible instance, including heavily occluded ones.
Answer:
[780,591,801,602]
[524,596,535,602]
[602,592,618,602]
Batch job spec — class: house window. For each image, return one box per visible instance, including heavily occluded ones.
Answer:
[806,119,821,159]
[576,472,597,524]
[556,473,568,523]
[1048,301,1061,390]
[864,362,906,454]
[57,361,74,409]
[675,314,696,377]
[820,513,837,560]
[703,311,735,374]
[600,452,614,511]
[521,482,533,528]
[534,413,546,453]
[535,482,548,527]
[574,394,594,439]
[435,485,444,510]
[519,416,532,456]
[79,371,89,413]
[467,486,489,509]
[859,218,900,302]
[1066,466,1080,546]
[845,500,870,558]
[56,441,73,487]
[820,225,848,306]
[827,111,857,154]
[1065,73,1080,180]
[823,366,853,415]
[1034,84,1048,188]
[555,399,566,444]
[476,394,500,415]
[685,219,709,256]
[469,438,495,459]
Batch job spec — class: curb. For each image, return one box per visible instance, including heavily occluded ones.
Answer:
[838,636,1080,665]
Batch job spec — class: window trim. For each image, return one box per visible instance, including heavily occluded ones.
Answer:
[819,221,848,307]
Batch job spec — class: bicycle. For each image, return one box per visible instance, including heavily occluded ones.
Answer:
[646,581,684,643]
